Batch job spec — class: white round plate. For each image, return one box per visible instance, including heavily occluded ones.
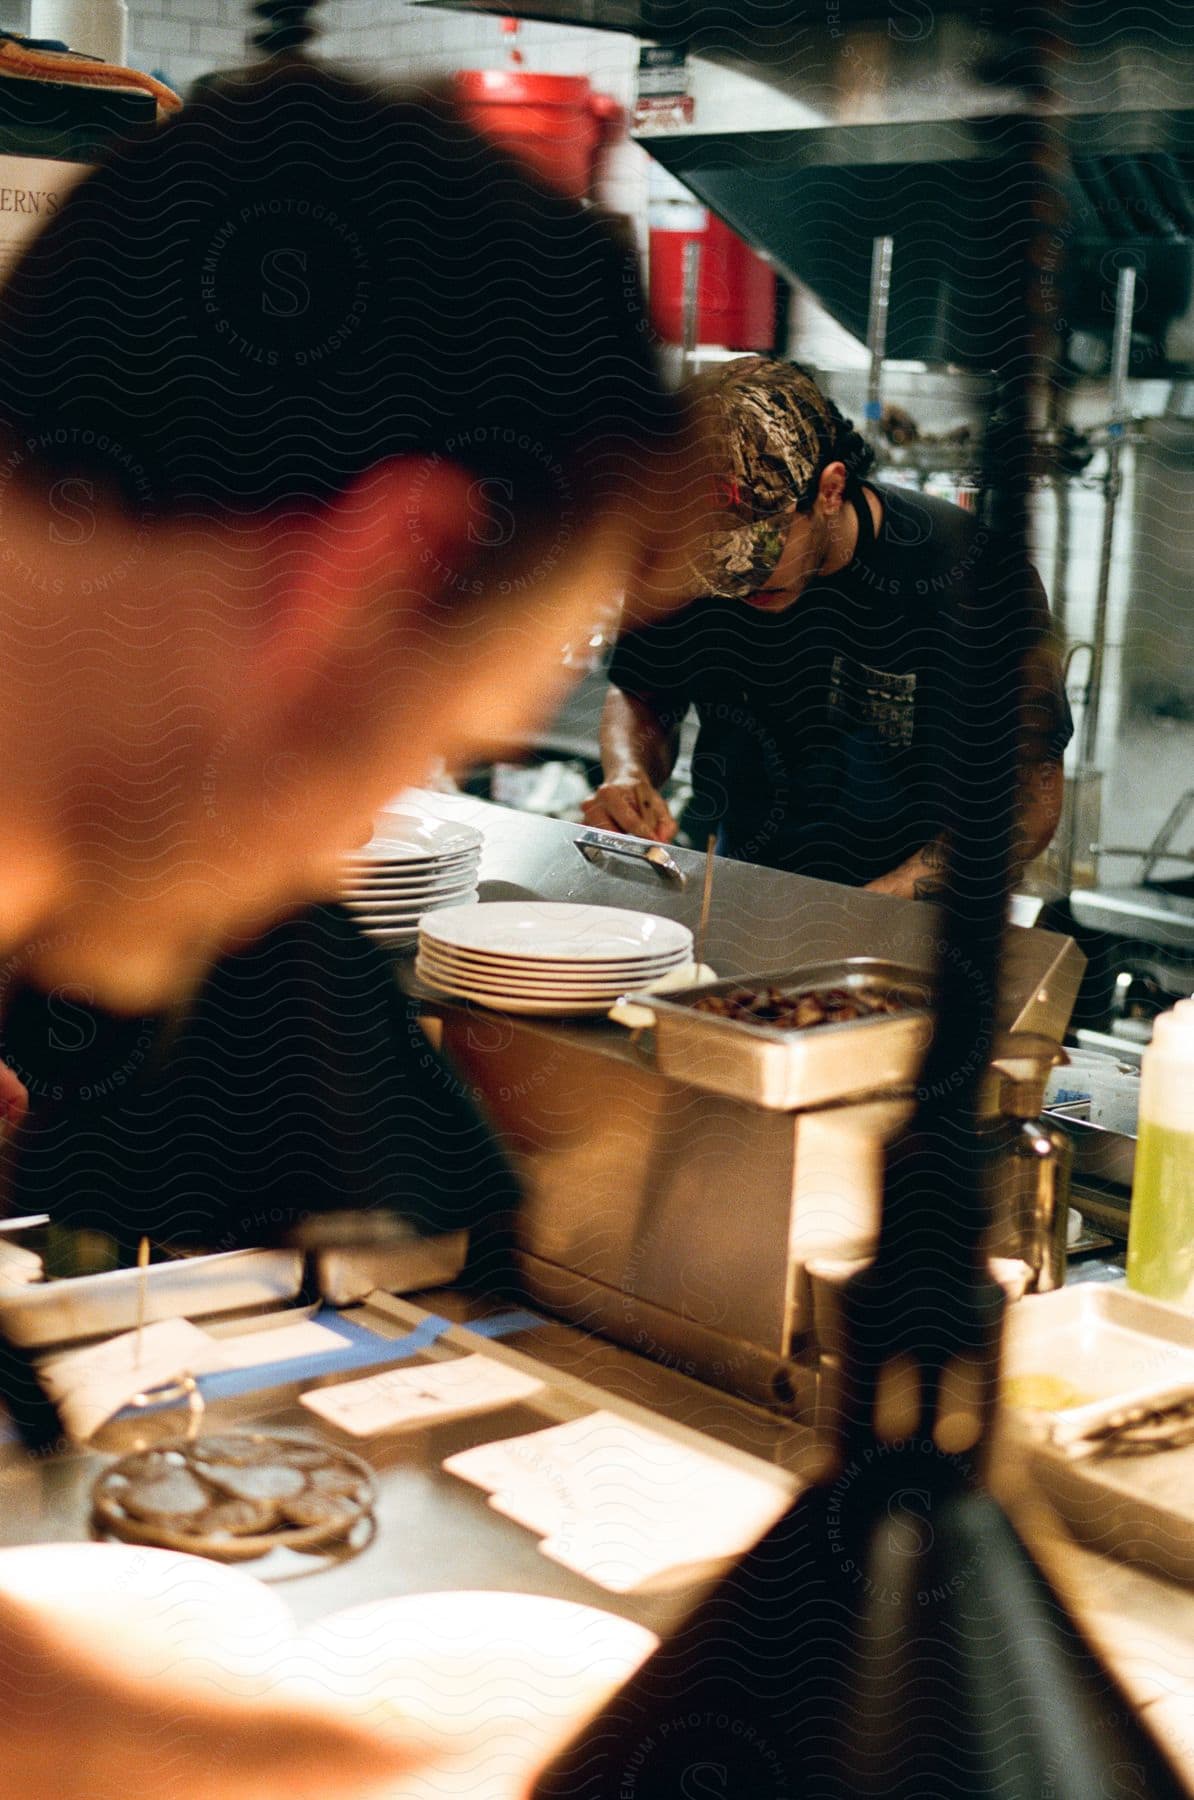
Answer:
[0,1543,294,1697]
[341,853,480,879]
[421,902,692,963]
[343,895,479,912]
[345,888,479,913]
[415,942,688,980]
[350,813,483,862]
[414,975,628,1015]
[417,957,680,1000]
[292,1589,658,1795]
[338,871,479,900]
[356,896,479,927]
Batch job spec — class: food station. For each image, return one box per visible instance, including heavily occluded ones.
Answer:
[0,0,1193,1795]
[0,787,1190,1791]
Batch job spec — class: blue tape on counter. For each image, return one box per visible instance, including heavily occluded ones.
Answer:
[464,1308,546,1338]
[864,399,882,420]
[113,1303,548,1417]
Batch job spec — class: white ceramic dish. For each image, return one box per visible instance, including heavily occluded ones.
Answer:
[345,889,475,914]
[293,1590,658,1798]
[355,896,480,927]
[341,856,480,881]
[339,869,480,895]
[0,1543,294,1695]
[416,975,664,1005]
[421,902,693,963]
[413,975,624,1016]
[349,814,483,862]
[415,942,686,984]
[414,936,687,974]
[415,961,677,999]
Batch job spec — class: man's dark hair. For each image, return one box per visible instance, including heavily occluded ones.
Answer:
[0,57,673,542]
[691,355,873,526]
[794,363,875,507]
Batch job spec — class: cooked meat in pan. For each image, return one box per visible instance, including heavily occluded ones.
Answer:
[691,984,917,1030]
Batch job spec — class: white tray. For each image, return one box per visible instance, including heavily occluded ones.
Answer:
[1004,1286,1194,1585]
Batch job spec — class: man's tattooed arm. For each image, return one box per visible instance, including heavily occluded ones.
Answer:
[864,760,1065,902]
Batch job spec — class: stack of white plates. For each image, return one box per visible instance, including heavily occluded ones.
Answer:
[340,812,483,948]
[417,902,694,1015]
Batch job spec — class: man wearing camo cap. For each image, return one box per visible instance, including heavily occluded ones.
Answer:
[586,356,1071,896]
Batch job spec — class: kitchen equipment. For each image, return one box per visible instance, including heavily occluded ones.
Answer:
[1003,1285,1194,1585]
[433,924,1082,1410]
[1052,1111,1138,1190]
[640,958,934,1110]
[574,825,685,886]
[451,69,622,204]
[991,1043,1074,1294]
[0,1228,470,1351]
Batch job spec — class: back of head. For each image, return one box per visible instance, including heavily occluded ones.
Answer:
[0,55,672,531]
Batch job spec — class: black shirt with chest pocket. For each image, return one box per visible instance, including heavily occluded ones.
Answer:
[608,482,1073,887]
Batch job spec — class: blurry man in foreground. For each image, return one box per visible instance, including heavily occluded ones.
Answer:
[0,51,691,1800]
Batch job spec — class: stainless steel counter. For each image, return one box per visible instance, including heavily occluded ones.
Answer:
[0,1287,818,1638]
[387,795,1086,1409]
[401,793,1083,1030]
[2,1280,1191,1791]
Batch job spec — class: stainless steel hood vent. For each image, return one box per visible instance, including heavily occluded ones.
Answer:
[643,121,1194,367]
[419,1,1194,368]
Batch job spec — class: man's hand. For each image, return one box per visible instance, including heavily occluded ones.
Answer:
[582,774,678,843]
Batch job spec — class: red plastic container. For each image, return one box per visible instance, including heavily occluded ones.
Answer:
[650,212,776,351]
[453,69,623,203]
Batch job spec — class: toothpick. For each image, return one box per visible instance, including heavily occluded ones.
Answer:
[134,1236,150,1365]
[695,834,717,969]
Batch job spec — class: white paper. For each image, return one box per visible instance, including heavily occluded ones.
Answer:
[38,1318,217,1442]
[444,1411,794,1594]
[204,1318,348,1372]
[37,1314,352,1441]
[299,1354,543,1438]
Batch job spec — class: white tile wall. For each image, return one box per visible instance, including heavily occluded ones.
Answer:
[113,0,652,221]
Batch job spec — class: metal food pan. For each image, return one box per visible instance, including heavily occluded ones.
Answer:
[1048,1112,1137,1192]
[0,1248,304,1349]
[315,1229,468,1307]
[641,958,935,1112]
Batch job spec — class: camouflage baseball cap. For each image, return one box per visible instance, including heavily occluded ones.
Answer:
[686,356,838,599]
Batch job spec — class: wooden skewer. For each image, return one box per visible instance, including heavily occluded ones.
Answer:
[134,1236,150,1365]
[695,833,717,969]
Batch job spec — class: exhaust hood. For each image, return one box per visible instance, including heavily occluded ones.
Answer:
[643,117,1194,367]
[419,1,1194,369]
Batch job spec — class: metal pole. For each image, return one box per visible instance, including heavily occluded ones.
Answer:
[1047,382,1071,641]
[864,234,894,442]
[1078,263,1136,768]
[680,238,702,372]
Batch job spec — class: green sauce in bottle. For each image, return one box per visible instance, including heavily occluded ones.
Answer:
[1126,1003,1194,1309]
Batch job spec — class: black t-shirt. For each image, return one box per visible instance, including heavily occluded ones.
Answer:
[1,904,519,1253]
[608,482,1072,886]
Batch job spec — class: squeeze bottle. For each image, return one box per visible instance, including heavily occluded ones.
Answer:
[1126,1001,1194,1306]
